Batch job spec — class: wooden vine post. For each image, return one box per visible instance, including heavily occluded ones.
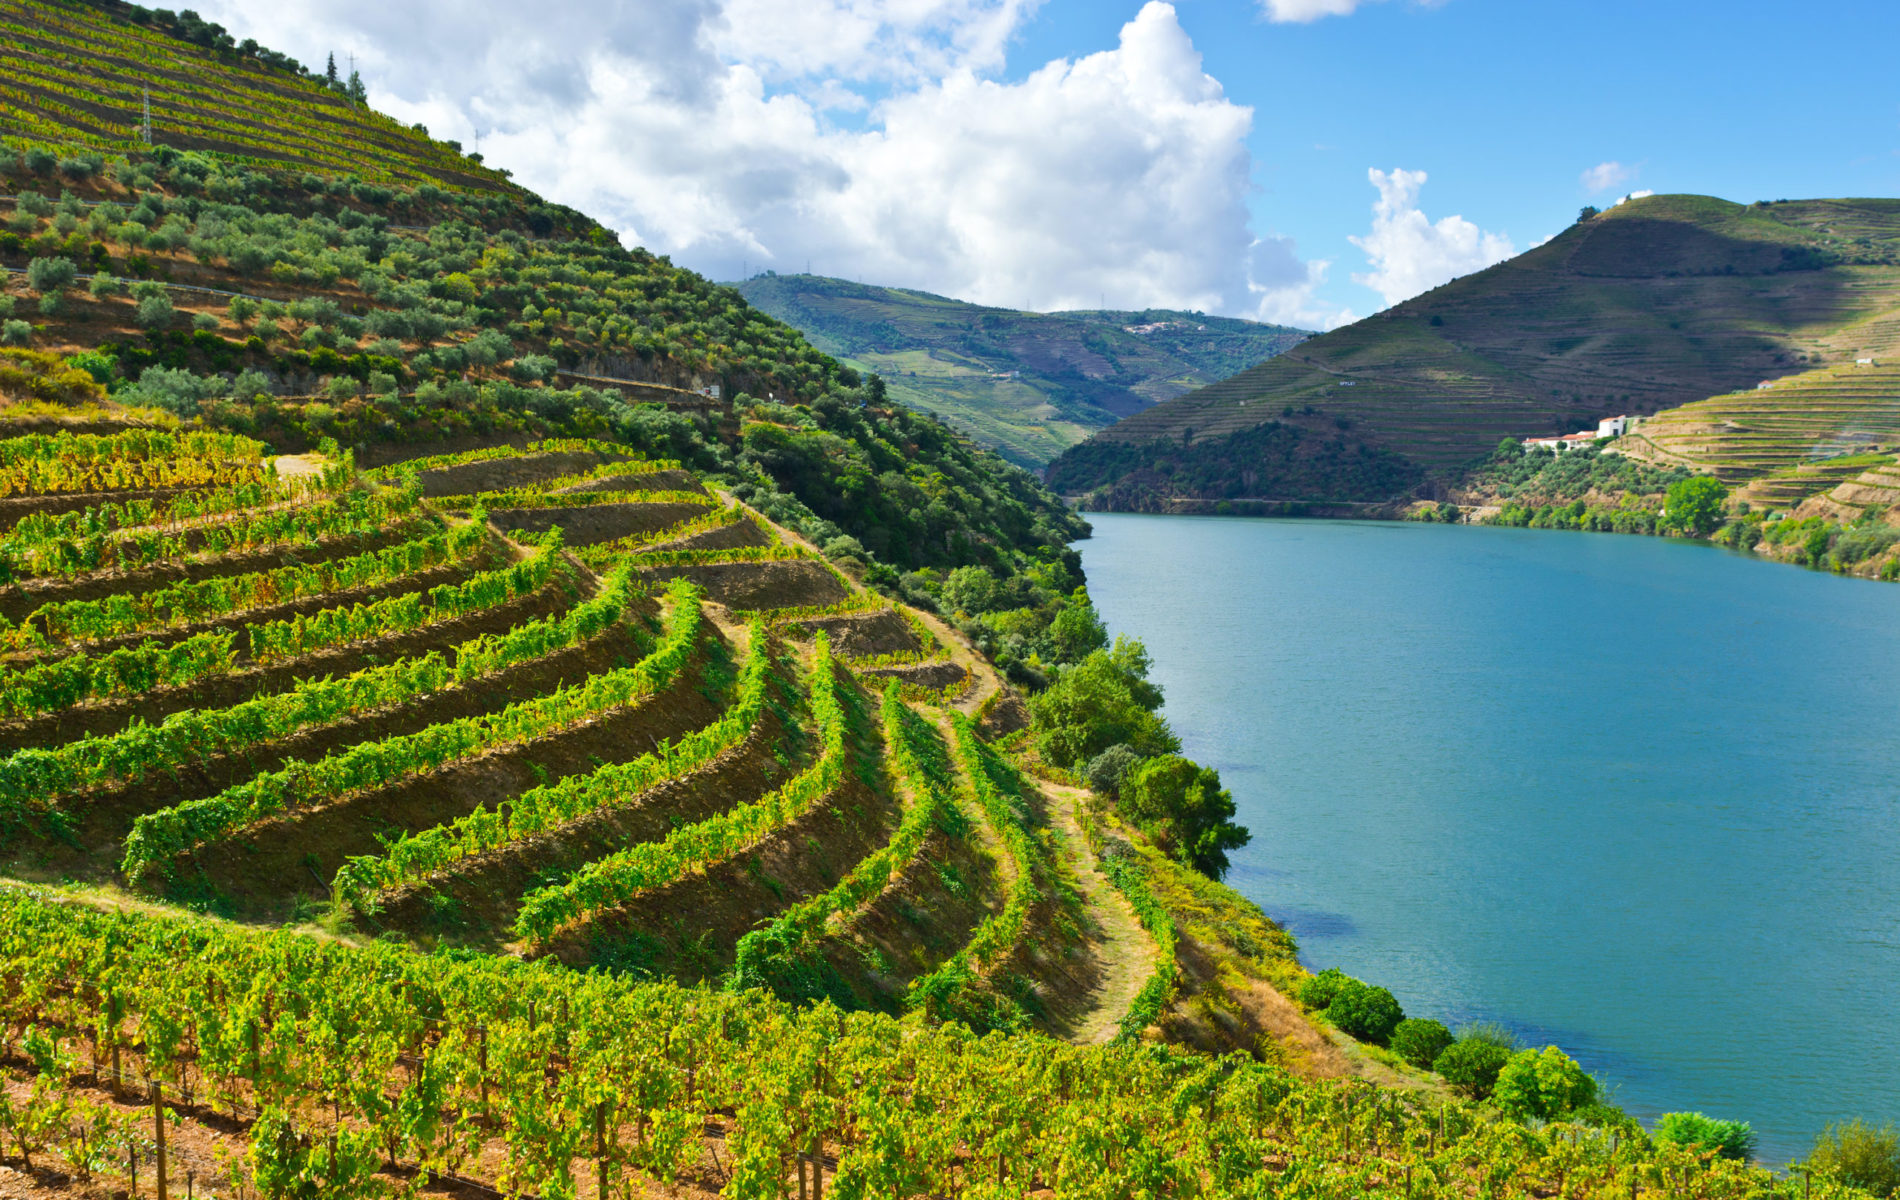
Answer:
[154,1080,168,1200]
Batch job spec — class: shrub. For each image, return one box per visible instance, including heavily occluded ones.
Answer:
[0,320,32,346]
[1390,1018,1454,1070]
[228,295,258,324]
[1655,1112,1756,1162]
[88,273,122,299]
[1662,476,1728,537]
[1119,753,1249,879]
[510,353,557,382]
[1434,1038,1513,1100]
[123,365,223,417]
[191,311,221,332]
[25,256,76,294]
[0,349,104,402]
[136,293,175,330]
[1806,1121,1899,1197]
[1570,1102,1645,1138]
[36,294,60,317]
[1492,1046,1597,1122]
[1325,980,1404,1044]
[1084,744,1142,799]
[23,149,55,175]
[64,350,117,385]
[1298,967,1351,1011]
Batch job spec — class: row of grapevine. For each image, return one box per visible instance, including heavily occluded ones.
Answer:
[728,684,948,992]
[247,527,565,663]
[905,714,1044,1021]
[0,516,483,649]
[335,608,772,909]
[120,579,703,879]
[512,633,849,944]
[0,477,421,581]
[574,504,749,566]
[361,438,640,481]
[0,568,643,835]
[0,525,558,718]
[458,484,713,512]
[625,543,809,568]
[758,591,886,625]
[0,429,269,498]
[0,888,1863,1200]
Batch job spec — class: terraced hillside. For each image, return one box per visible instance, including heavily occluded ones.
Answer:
[1048,195,1900,509]
[738,273,1308,469]
[0,430,1861,1200]
[0,0,513,190]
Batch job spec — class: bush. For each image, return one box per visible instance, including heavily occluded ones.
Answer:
[25,255,76,294]
[88,273,121,299]
[1325,980,1404,1044]
[1390,1018,1454,1070]
[0,319,32,346]
[1806,1120,1899,1196]
[1663,476,1728,537]
[1492,1046,1597,1122]
[1084,744,1142,799]
[191,311,221,332]
[1433,1039,1513,1100]
[122,365,222,417]
[136,293,175,330]
[1298,967,1351,1011]
[942,564,999,615]
[1654,1112,1756,1162]
[1118,754,1250,878]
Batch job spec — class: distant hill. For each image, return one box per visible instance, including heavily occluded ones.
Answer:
[1046,194,1900,509]
[735,273,1308,468]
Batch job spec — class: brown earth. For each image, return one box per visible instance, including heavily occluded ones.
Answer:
[637,560,850,611]
[555,469,704,495]
[645,517,771,554]
[492,502,711,547]
[412,450,626,497]
[798,609,924,658]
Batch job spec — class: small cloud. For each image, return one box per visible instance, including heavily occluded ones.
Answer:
[1349,167,1515,308]
[1580,160,1636,193]
[1611,189,1656,207]
[1259,0,1372,22]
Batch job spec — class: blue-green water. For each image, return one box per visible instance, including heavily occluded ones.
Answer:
[1077,514,1900,1164]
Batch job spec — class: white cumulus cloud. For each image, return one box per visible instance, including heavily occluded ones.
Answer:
[191,0,1336,325]
[1349,168,1514,308]
[1581,160,1636,193]
[1611,189,1657,207]
[1258,0,1369,21]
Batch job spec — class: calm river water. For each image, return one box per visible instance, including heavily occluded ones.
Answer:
[1076,514,1900,1164]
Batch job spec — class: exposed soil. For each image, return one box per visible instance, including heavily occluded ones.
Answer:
[800,609,923,658]
[0,487,191,531]
[555,469,704,495]
[1162,933,1356,1079]
[377,702,797,947]
[0,574,577,758]
[0,516,438,624]
[180,629,719,918]
[638,560,850,611]
[413,450,626,497]
[977,692,1032,738]
[492,502,710,547]
[646,517,771,554]
[858,661,968,690]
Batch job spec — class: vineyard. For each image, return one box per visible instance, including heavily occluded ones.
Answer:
[0,4,1875,1195]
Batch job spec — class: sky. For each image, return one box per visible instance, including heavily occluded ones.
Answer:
[192,0,1900,331]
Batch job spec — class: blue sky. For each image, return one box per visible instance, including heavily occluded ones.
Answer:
[201,0,1900,328]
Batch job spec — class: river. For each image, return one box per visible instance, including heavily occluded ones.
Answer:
[1076,513,1900,1164]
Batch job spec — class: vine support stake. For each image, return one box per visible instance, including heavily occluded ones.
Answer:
[154,1080,168,1200]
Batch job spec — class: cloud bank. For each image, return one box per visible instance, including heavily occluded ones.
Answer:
[1349,168,1514,308]
[193,0,1338,326]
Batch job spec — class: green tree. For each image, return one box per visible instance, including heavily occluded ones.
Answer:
[1298,967,1350,1011]
[1043,589,1108,664]
[1655,1112,1756,1162]
[1325,980,1404,1044]
[942,565,998,615]
[1806,1120,1900,1197]
[1118,754,1250,879]
[1029,637,1177,769]
[25,256,76,294]
[1434,1039,1513,1100]
[1663,476,1727,537]
[1492,1046,1597,1121]
[1390,1018,1454,1070]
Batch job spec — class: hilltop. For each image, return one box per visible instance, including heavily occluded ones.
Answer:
[1047,194,1900,510]
[736,272,1307,468]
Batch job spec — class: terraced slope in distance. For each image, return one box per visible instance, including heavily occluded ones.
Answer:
[0,0,513,190]
[738,273,1309,469]
[1047,194,1900,507]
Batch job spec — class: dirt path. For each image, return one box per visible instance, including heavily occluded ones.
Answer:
[1036,780,1160,1044]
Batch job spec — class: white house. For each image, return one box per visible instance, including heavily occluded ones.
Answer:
[1597,415,1630,439]
[1856,357,1877,367]
[1521,431,1599,452]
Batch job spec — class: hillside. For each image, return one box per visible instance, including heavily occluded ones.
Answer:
[1047,194,1900,509]
[736,272,1307,468]
[0,5,1875,1196]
